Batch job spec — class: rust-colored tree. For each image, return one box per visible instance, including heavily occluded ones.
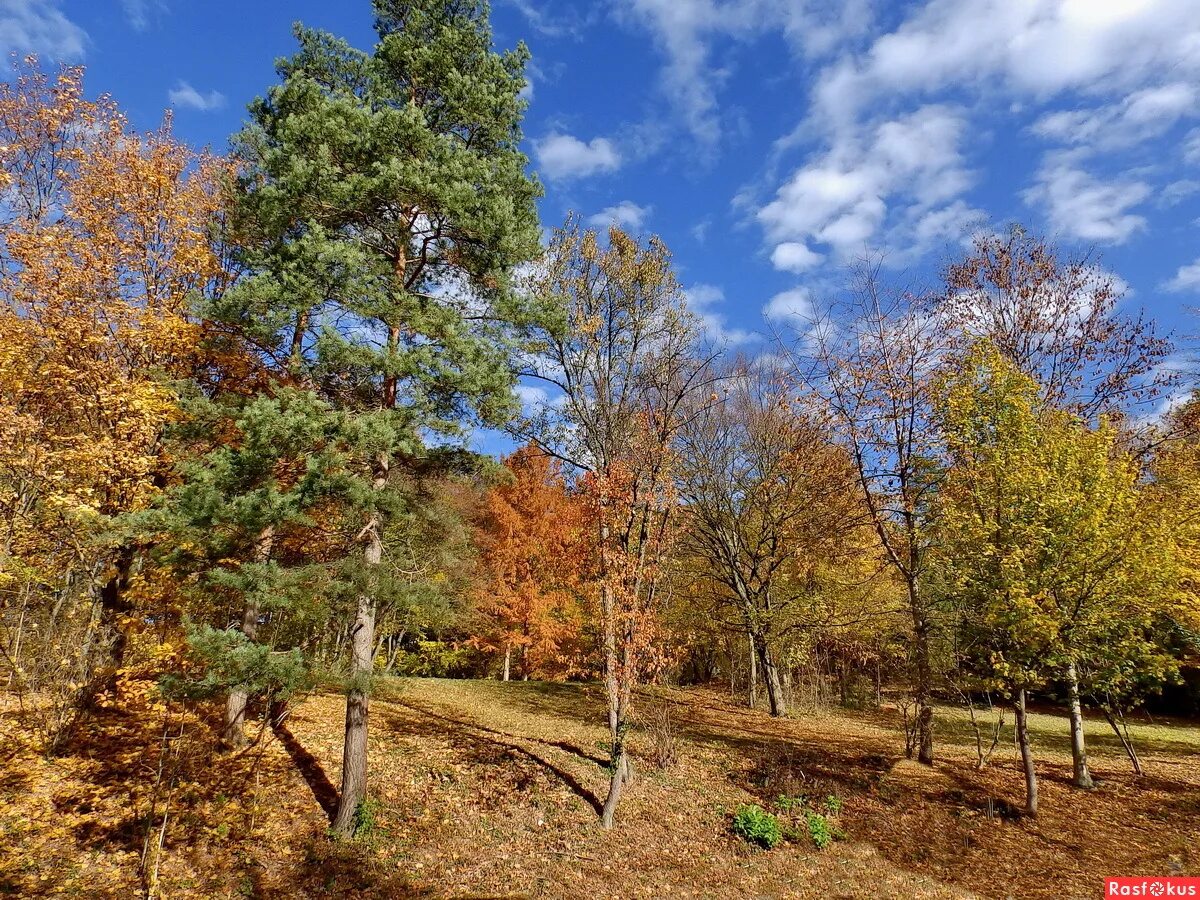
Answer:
[472,445,589,681]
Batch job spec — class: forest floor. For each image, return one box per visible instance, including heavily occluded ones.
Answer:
[2,676,1198,899]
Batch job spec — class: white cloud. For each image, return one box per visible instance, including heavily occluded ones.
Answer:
[168,81,226,112]
[587,201,651,231]
[121,0,166,31]
[1030,83,1199,152]
[534,132,621,180]
[1022,163,1150,244]
[685,283,756,345]
[1160,179,1200,207]
[0,0,86,59]
[812,0,1200,129]
[616,0,873,150]
[1186,128,1200,165]
[1163,256,1200,293]
[757,105,976,260]
[763,287,814,322]
[770,241,823,273]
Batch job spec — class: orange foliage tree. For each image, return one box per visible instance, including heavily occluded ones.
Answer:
[0,59,229,742]
[472,445,589,681]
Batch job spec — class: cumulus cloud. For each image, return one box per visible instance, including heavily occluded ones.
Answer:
[763,287,814,322]
[770,241,823,273]
[1163,256,1200,293]
[1022,163,1151,244]
[534,132,621,180]
[0,0,87,60]
[168,81,226,112]
[812,0,1200,128]
[757,105,977,260]
[587,201,651,231]
[685,283,756,345]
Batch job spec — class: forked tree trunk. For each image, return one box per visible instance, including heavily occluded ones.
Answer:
[752,631,787,717]
[599,565,633,828]
[332,455,388,836]
[1065,661,1094,789]
[1014,688,1038,817]
[223,525,275,749]
[1102,705,1143,776]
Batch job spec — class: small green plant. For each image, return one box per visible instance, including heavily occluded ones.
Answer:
[732,804,783,850]
[805,811,833,849]
[775,794,805,812]
[349,796,384,846]
[823,794,843,815]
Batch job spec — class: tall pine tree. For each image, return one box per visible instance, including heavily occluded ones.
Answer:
[223,0,543,834]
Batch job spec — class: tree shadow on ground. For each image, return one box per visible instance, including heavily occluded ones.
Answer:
[379,701,605,816]
[272,719,339,821]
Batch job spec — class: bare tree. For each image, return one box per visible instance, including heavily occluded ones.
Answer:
[675,361,866,717]
[518,218,717,828]
[939,225,1173,421]
[784,262,947,765]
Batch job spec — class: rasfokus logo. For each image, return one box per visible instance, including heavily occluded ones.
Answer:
[1106,878,1200,897]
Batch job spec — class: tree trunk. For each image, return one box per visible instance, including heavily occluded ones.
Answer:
[1102,706,1143,776]
[598,522,627,830]
[747,633,757,710]
[223,525,275,749]
[752,630,787,718]
[1014,688,1038,817]
[98,545,136,667]
[332,455,388,836]
[502,644,511,682]
[1065,661,1094,789]
[910,588,934,765]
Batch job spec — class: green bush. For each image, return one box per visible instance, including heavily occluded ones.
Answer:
[732,804,783,850]
[805,811,833,849]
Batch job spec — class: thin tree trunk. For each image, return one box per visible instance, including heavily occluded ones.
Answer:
[599,576,627,827]
[752,630,787,718]
[910,586,934,765]
[502,644,511,682]
[1065,661,1094,789]
[332,455,388,836]
[1014,688,1038,817]
[747,633,757,710]
[1102,706,1143,776]
[222,525,275,749]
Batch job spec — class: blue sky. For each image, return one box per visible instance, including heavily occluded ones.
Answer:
[7,0,1200,441]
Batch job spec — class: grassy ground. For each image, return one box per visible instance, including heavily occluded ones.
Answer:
[2,677,1198,898]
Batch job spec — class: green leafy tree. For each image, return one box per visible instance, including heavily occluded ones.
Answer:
[153,387,347,748]
[222,0,543,835]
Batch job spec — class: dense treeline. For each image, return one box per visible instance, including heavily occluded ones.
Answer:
[2,0,1199,847]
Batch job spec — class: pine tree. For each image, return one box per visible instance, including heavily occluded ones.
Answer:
[222,0,543,834]
[153,387,347,748]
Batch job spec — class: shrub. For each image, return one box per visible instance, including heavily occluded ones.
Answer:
[732,804,782,849]
[643,703,680,771]
[805,811,833,849]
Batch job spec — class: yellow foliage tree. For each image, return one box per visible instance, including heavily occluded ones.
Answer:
[0,59,227,743]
